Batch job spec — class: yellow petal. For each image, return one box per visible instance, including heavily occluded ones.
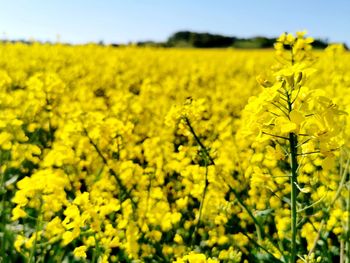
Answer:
[290,110,304,125]
[322,156,335,170]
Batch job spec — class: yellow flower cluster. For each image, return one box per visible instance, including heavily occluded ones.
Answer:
[238,32,350,261]
[0,33,349,262]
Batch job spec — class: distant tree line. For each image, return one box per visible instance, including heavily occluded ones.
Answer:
[136,31,338,49]
[0,31,346,49]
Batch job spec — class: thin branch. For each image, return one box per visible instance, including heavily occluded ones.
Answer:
[297,191,328,213]
[184,117,286,257]
[308,158,350,256]
[241,232,285,263]
[296,155,306,174]
[297,217,308,229]
[270,101,289,117]
[276,99,290,111]
[277,90,289,101]
[184,117,215,165]
[305,113,315,117]
[297,150,321,156]
[191,162,209,247]
[267,110,280,117]
[82,126,135,206]
[298,133,311,137]
[185,117,262,234]
[297,255,307,263]
[298,148,340,156]
[291,85,302,105]
[295,138,311,148]
[262,131,289,140]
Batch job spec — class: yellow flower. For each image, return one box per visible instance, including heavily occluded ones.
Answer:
[11,206,27,221]
[14,235,25,252]
[183,252,207,263]
[73,245,87,259]
[174,233,183,244]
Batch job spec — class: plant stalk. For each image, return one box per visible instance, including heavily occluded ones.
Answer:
[346,178,350,263]
[289,132,298,263]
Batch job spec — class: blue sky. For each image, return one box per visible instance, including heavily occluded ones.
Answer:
[0,0,349,45]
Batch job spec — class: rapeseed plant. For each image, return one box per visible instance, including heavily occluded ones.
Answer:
[0,34,348,262]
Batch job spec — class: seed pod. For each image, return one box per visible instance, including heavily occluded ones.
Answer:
[296,71,303,84]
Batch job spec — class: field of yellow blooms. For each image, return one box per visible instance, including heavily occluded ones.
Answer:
[0,33,350,263]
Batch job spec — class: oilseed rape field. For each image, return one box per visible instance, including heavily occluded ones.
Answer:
[0,32,350,263]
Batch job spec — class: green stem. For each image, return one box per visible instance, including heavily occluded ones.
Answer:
[184,117,271,249]
[0,151,7,260]
[184,118,214,165]
[29,200,42,263]
[82,126,136,208]
[289,132,298,263]
[184,117,212,247]
[241,232,284,263]
[191,161,209,247]
[285,72,298,262]
[308,158,350,257]
[184,118,264,233]
[346,178,350,263]
[92,233,100,263]
[0,168,6,260]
